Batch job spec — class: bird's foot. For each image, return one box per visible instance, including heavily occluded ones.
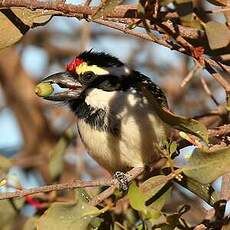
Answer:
[113,171,129,192]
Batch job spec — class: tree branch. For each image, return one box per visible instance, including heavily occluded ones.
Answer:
[0,1,178,19]
[93,19,183,51]
[0,167,145,205]
[0,178,116,200]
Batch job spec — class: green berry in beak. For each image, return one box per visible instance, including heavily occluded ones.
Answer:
[35,82,54,97]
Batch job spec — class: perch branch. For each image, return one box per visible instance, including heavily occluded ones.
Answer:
[0,177,116,200]
[0,167,145,206]
[0,1,177,19]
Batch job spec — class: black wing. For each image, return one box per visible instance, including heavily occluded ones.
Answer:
[132,71,168,108]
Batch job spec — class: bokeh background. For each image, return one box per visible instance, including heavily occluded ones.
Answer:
[0,0,229,228]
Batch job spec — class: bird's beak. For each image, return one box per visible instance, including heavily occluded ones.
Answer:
[35,72,83,101]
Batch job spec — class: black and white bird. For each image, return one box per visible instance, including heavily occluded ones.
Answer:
[35,51,169,183]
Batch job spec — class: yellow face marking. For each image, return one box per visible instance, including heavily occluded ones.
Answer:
[76,62,109,76]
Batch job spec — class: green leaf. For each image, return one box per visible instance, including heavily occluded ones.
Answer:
[128,182,163,221]
[176,176,218,206]
[204,21,230,50]
[92,0,124,20]
[149,188,171,211]
[89,217,104,229]
[140,175,170,202]
[140,175,172,212]
[0,199,24,230]
[48,129,74,180]
[128,182,146,213]
[141,85,209,143]
[165,114,208,144]
[183,146,230,184]
[75,188,91,203]
[37,200,102,230]
[127,181,163,221]
[169,142,177,155]
[145,208,161,222]
[0,8,57,49]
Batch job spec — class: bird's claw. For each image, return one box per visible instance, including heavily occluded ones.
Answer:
[113,171,129,191]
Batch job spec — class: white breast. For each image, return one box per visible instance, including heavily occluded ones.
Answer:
[77,88,167,173]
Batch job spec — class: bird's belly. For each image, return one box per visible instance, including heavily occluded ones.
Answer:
[77,111,166,173]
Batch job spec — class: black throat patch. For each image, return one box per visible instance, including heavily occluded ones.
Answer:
[68,99,120,136]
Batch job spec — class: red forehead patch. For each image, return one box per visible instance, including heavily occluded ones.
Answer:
[66,58,84,73]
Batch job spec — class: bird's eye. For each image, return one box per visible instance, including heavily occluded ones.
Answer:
[79,71,96,84]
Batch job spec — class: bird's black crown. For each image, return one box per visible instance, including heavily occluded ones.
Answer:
[78,50,124,68]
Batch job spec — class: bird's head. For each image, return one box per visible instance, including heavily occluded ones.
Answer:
[35,51,133,103]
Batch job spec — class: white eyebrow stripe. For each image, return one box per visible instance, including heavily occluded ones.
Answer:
[76,63,131,78]
[76,63,109,75]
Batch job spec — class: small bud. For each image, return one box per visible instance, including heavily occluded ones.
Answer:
[35,82,54,97]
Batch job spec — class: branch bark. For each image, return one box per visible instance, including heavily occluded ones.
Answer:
[0,167,145,207]
[0,177,116,200]
[0,1,177,20]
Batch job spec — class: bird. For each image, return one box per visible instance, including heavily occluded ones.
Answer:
[35,50,169,189]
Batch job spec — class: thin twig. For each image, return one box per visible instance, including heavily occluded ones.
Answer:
[94,19,168,45]
[142,17,171,48]
[0,178,116,200]
[204,58,230,94]
[180,63,201,88]
[200,76,219,106]
[104,18,205,40]
[149,18,193,53]
[93,19,185,52]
